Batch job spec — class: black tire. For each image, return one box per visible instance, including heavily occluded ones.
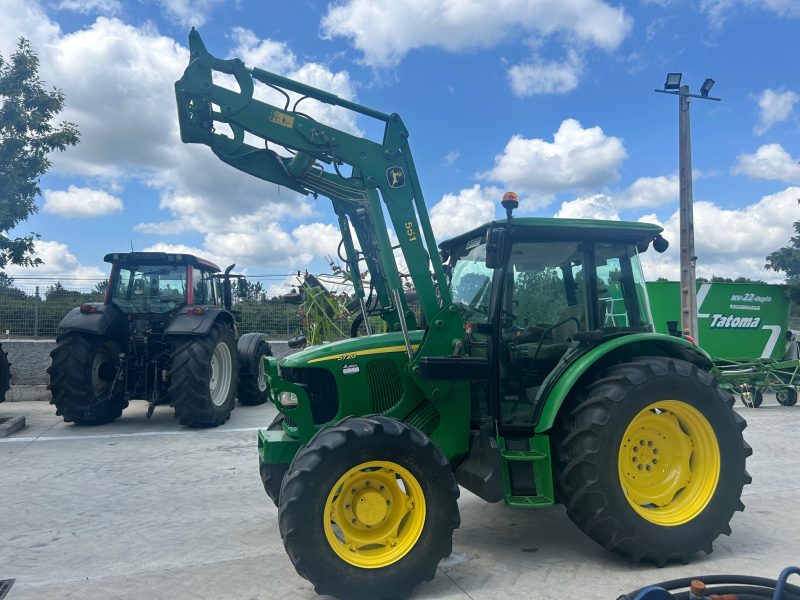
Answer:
[238,341,272,406]
[48,334,128,425]
[0,345,10,402]
[170,322,238,427]
[279,416,460,600]
[740,386,763,408]
[259,413,289,505]
[554,357,751,566]
[776,387,798,406]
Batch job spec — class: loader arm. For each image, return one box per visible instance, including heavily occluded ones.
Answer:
[175,28,452,334]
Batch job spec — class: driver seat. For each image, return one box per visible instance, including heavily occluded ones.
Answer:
[551,303,585,343]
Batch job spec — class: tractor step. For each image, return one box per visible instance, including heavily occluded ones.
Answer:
[498,435,554,508]
[500,449,548,461]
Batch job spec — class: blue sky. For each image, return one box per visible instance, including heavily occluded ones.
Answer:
[2,0,799,294]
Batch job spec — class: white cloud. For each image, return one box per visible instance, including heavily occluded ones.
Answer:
[640,187,800,282]
[733,144,800,184]
[1,5,367,273]
[133,219,191,235]
[763,0,800,17]
[5,240,107,286]
[699,0,800,28]
[443,149,460,167]
[429,185,501,240]
[142,242,226,269]
[43,185,123,218]
[142,219,343,271]
[754,88,799,135]
[554,194,619,220]
[699,0,737,28]
[0,1,61,58]
[321,0,632,67]
[553,174,677,220]
[617,175,679,209]
[157,0,224,28]
[56,0,120,14]
[483,119,627,202]
[508,51,583,96]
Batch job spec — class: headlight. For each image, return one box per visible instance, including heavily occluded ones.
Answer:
[278,391,298,407]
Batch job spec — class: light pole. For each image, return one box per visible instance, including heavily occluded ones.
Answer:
[655,73,720,343]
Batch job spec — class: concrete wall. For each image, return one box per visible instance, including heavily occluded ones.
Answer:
[2,339,296,401]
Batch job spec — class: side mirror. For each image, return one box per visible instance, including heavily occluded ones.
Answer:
[237,277,247,298]
[485,227,507,269]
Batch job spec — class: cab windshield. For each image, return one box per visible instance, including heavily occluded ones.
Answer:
[447,236,494,323]
[110,265,187,314]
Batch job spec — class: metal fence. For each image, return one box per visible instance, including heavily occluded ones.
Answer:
[0,281,350,340]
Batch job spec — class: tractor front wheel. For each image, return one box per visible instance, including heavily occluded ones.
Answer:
[0,345,10,402]
[278,416,460,600]
[48,334,127,425]
[776,388,798,406]
[554,357,751,565]
[259,413,289,505]
[170,322,238,427]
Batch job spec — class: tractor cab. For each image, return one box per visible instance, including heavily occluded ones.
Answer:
[104,252,242,314]
[441,218,666,430]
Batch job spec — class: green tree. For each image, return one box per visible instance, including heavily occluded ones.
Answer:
[0,38,79,274]
[241,280,266,303]
[766,221,800,302]
[93,280,108,295]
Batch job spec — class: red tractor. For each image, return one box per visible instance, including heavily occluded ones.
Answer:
[48,252,271,427]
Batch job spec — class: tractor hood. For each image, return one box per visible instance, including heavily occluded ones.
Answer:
[280,330,426,369]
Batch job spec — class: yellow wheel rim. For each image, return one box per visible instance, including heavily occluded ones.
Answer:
[618,400,720,526]
[323,460,426,569]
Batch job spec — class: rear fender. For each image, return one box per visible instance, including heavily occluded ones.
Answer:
[534,333,712,433]
[57,304,122,337]
[164,306,233,335]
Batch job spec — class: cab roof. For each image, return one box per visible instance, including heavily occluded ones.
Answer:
[103,252,221,272]
[439,217,664,249]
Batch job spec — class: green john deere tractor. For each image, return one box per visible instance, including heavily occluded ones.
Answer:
[176,29,751,600]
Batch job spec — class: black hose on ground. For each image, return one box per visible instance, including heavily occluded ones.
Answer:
[619,572,800,600]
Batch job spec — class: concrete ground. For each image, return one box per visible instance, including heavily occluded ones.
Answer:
[0,396,798,600]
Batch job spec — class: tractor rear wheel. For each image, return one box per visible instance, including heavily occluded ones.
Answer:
[48,334,127,425]
[278,416,460,600]
[776,388,798,406]
[238,340,271,406]
[170,322,238,427]
[0,345,10,402]
[554,357,751,566]
[259,413,289,505]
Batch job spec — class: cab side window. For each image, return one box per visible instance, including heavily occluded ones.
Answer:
[192,268,216,305]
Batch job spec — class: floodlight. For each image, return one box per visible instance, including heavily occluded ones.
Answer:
[664,73,682,90]
[700,78,715,97]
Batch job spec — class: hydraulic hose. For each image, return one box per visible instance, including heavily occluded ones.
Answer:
[619,572,800,600]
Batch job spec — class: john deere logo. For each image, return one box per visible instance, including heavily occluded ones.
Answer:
[387,166,405,188]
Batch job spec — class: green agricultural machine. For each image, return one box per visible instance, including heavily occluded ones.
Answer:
[648,281,800,408]
[176,29,751,600]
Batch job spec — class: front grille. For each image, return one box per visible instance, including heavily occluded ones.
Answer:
[367,358,403,413]
[280,367,339,424]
